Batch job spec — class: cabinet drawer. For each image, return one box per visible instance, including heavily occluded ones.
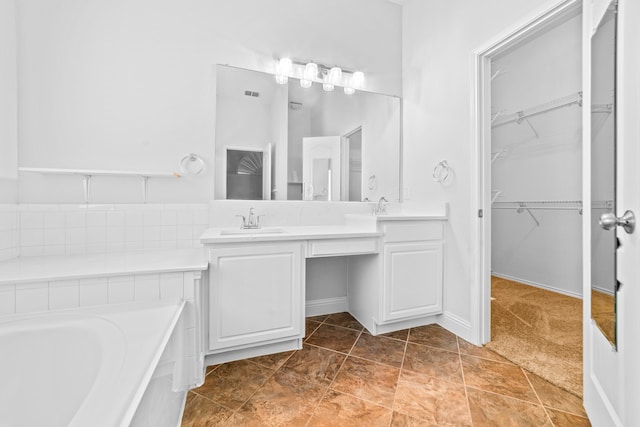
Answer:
[307,238,379,258]
[383,222,443,243]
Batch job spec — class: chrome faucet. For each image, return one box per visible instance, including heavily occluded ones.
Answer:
[236,207,262,229]
[374,197,389,215]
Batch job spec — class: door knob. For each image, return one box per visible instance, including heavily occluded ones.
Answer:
[599,210,636,234]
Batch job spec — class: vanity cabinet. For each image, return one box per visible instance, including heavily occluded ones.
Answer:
[206,242,305,362]
[349,219,445,335]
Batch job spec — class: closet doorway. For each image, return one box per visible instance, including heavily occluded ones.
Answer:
[471,0,584,398]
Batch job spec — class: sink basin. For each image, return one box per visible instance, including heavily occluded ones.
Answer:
[220,227,286,236]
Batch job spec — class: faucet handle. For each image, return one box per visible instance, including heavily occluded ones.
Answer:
[235,214,247,228]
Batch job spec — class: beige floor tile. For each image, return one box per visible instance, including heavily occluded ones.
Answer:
[236,370,327,426]
[350,332,406,368]
[409,324,459,352]
[192,360,274,410]
[281,344,346,384]
[394,370,471,426]
[546,408,592,427]
[180,392,233,426]
[403,342,463,384]
[457,337,511,363]
[308,389,393,426]
[331,356,399,408]
[461,355,538,403]
[248,350,294,370]
[324,312,364,331]
[467,387,552,427]
[525,370,587,416]
[305,323,361,353]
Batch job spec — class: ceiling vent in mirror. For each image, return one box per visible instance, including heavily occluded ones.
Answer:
[244,90,260,97]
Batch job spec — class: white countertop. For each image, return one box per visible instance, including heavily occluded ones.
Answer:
[0,249,208,285]
[200,225,383,244]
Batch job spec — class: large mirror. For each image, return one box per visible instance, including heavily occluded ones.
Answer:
[214,65,401,202]
[590,0,617,347]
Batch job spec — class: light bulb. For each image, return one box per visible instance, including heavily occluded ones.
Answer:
[303,62,318,81]
[275,58,292,85]
[351,71,364,89]
[344,86,355,95]
[322,83,334,92]
[328,67,342,86]
[300,79,313,88]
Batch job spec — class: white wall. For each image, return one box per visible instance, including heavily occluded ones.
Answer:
[15,0,402,204]
[491,14,583,297]
[0,0,18,203]
[402,0,563,335]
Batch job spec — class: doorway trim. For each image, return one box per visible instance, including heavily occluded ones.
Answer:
[470,0,582,344]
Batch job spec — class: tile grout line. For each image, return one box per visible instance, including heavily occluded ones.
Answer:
[522,368,559,426]
[457,336,475,427]
[304,325,364,427]
[388,330,410,427]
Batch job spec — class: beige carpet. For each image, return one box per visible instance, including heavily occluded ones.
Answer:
[485,276,583,398]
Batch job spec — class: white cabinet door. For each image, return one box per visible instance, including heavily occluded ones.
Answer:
[208,242,304,352]
[382,241,443,322]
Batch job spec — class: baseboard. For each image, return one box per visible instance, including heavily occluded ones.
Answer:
[437,311,473,344]
[492,272,582,299]
[306,296,348,317]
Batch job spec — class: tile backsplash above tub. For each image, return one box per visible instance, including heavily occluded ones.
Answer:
[16,204,209,257]
[0,205,19,261]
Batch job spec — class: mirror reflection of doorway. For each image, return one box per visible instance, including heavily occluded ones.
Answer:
[343,127,362,202]
[226,149,263,200]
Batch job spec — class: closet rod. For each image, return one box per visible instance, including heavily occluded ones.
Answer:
[492,92,582,128]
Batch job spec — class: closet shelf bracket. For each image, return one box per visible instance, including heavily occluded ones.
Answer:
[517,203,540,227]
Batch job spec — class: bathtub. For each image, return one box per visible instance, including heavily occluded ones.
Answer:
[0,300,188,427]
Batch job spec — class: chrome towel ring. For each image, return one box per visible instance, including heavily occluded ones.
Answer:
[432,160,451,183]
[179,153,204,176]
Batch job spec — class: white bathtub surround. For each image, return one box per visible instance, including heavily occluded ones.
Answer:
[0,248,208,391]
[0,300,190,427]
[16,203,208,257]
[0,205,19,261]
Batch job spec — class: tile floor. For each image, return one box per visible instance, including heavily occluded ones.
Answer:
[181,313,591,426]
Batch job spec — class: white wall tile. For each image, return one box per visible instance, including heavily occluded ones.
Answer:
[177,225,193,240]
[106,241,126,253]
[161,209,177,226]
[125,226,143,243]
[143,226,161,241]
[43,228,65,246]
[0,288,16,315]
[79,278,108,306]
[43,245,65,256]
[20,212,43,229]
[65,211,86,228]
[86,210,106,228]
[134,274,160,301]
[193,208,208,226]
[160,273,184,300]
[49,284,79,310]
[86,226,106,243]
[106,226,125,244]
[16,284,48,313]
[20,246,43,257]
[106,210,125,228]
[143,210,162,227]
[66,227,86,245]
[43,212,65,228]
[21,228,43,247]
[126,210,144,227]
[177,210,193,225]
[108,276,134,303]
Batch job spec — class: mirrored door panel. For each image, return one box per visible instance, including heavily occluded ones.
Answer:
[590,0,617,347]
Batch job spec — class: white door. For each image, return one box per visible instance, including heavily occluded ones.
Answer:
[302,136,341,201]
[583,0,640,425]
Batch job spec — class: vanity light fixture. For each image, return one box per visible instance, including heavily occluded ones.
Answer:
[276,58,364,92]
[275,58,293,85]
[300,62,318,88]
